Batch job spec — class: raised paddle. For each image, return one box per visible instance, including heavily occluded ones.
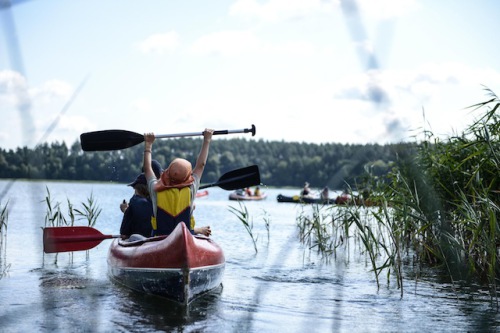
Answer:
[43,165,261,253]
[80,124,256,151]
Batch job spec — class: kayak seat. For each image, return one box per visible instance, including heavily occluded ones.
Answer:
[118,234,168,247]
[128,234,148,242]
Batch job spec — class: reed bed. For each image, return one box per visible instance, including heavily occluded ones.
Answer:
[297,90,500,299]
[43,187,101,228]
[42,188,102,261]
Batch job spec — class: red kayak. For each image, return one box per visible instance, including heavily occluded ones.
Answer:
[107,222,225,305]
[228,191,267,201]
[196,190,209,198]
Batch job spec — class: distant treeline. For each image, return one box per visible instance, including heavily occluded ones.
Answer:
[0,138,416,190]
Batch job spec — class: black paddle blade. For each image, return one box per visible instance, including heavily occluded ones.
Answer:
[200,165,261,190]
[80,130,145,151]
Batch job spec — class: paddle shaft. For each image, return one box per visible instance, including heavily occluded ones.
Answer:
[80,125,256,151]
[156,126,255,139]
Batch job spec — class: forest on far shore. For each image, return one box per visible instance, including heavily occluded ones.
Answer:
[0,137,416,191]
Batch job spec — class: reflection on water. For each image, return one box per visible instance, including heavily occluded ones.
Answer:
[111,285,224,332]
[0,180,500,332]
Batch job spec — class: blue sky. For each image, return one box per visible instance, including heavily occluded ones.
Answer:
[1,0,499,150]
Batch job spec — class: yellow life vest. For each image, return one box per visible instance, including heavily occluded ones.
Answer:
[153,187,193,235]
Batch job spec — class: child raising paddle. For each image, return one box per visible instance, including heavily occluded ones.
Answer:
[143,129,214,236]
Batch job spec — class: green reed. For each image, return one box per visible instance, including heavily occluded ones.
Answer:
[43,187,102,228]
[74,192,101,227]
[297,201,403,291]
[261,209,271,243]
[43,187,68,227]
[297,204,336,258]
[389,91,500,286]
[229,202,258,253]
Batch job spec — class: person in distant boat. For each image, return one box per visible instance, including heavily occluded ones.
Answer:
[254,186,261,197]
[119,173,154,239]
[335,188,352,205]
[245,187,253,196]
[143,129,214,237]
[301,182,313,198]
[321,186,329,202]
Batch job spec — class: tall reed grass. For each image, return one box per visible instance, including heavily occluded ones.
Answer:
[43,187,102,228]
[229,202,258,253]
[297,89,500,299]
[229,202,272,253]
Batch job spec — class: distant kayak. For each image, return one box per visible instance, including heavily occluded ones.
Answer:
[276,194,335,204]
[229,191,267,201]
[196,190,209,198]
[276,194,384,206]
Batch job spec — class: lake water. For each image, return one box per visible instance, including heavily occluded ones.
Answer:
[0,180,499,332]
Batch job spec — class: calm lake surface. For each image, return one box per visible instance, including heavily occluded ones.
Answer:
[0,179,499,332]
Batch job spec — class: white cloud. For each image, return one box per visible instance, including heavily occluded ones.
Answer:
[0,73,91,148]
[190,30,261,57]
[229,0,418,22]
[230,0,337,22]
[356,0,420,20]
[0,70,29,106]
[189,29,320,59]
[137,31,179,55]
[30,79,73,104]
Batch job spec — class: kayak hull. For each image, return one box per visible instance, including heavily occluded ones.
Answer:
[107,222,225,305]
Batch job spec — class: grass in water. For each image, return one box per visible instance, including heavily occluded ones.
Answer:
[229,201,258,253]
[74,192,102,227]
[43,187,68,227]
[43,188,103,260]
[43,187,102,228]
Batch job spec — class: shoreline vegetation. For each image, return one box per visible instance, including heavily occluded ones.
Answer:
[297,90,500,302]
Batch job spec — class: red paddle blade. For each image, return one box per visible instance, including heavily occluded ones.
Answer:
[43,226,116,253]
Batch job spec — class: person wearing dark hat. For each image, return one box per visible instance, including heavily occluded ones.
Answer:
[119,173,154,239]
[120,160,163,213]
[142,129,214,236]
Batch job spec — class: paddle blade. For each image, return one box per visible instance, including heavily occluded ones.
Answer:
[200,165,261,190]
[80,130,144,151]
[43,226,116,253]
